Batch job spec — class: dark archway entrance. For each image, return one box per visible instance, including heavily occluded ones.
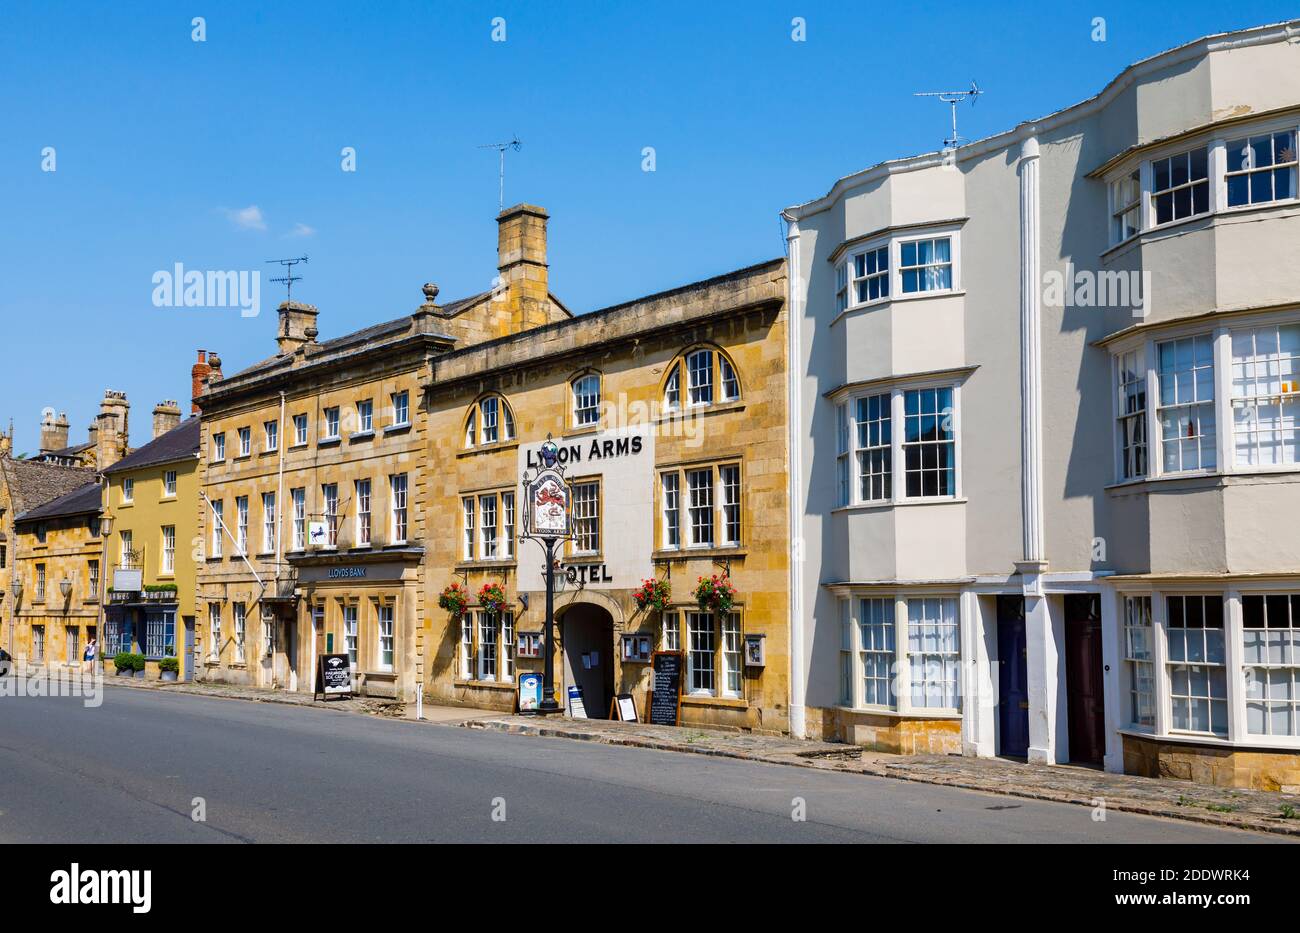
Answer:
[560,602,615,718]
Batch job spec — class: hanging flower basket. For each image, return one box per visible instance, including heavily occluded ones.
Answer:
[478,582,509,618]
[438,583,469,619]
[632,578,672,613]
[693,575,737,614]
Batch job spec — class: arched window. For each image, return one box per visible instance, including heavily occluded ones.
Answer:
[663,347,741,410]
[572,374,601,427]
[464,394,517,448]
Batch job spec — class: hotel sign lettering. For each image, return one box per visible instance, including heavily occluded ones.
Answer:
[524,434,644,470]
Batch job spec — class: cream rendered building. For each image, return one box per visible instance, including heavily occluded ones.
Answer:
[785,21,1300,788]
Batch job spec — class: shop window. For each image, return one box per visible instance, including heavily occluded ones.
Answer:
[1242,594,1300,737]
[145,609,176,660]
[907,597,960,710]
[461,611,515,683]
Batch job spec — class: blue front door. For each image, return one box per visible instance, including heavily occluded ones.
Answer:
[997,596,1030,758]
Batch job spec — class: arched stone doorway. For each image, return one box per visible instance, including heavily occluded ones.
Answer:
[559,601,616,719]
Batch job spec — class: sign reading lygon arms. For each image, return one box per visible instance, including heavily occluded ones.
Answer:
[518,425,654,591]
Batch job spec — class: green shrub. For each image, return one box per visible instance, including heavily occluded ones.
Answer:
[158,657,179,674]
[143,584,178,593]
[112,651,134,671]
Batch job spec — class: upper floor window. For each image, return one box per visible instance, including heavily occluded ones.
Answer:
[238,427,251,457]
[572,375,600,427]
[392,391,410,427]
[1151,146,1209,226]
[322,407,340,441]
[1156,334,1216,473]
[212,432,225,461]
[293,413,308,446]
[1110,168,1141,244]
[391,474,408,544]
[122,478,134,503]
[835,383,960,506]
[1226,130,1297,208]
[1230,323,1300,468]
[899,237,952,294]
[356,399,373,434]
[1116,349,1148,480]
[163,470,177,496]
[851,245,890,304]
[659,463,741,550]
[263,420,278,452]
[571,481,601,554]
[663,348,741,411]
[464,395,516,447]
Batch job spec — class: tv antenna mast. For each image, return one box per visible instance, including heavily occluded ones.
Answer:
[479,136,522,210]
[267,255,308,305]
[914,81,983,150]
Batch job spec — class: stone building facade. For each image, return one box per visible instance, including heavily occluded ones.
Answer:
[785,21,1300,788]
[195,203,791,730]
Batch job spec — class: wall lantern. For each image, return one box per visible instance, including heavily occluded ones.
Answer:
[59,578,73,599]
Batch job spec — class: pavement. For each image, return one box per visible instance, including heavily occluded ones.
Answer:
[0,685,1282,843]
[99,676,1300,837]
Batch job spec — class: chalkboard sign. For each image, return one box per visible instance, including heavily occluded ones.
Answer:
[649,651,683,726]
[315,653,353,700]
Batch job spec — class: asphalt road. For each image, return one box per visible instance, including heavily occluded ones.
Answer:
[0,686,1284,843]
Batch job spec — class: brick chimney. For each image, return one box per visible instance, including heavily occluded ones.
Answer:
[277,302,319,355]
[191,350,211,415]
[497,204,550,333]
[152,400,182,440]
[39,408,70,455]
[95,390,130,470]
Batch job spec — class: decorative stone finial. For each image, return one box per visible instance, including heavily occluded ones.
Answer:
[422,282,440,302]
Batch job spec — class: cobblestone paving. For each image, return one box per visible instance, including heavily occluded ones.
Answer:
[468,715,1300,837]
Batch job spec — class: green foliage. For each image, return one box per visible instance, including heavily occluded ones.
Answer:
[158,657,180,674]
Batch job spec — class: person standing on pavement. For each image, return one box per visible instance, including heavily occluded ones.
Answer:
[82,635,98,676]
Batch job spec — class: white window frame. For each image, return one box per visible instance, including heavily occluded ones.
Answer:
[1114,349,1148,481]
[571,481,600,555]
[344,604,358,669]
[210,500,223,558]
[208,602,221,659]
[572,374,601,427]
[355,480,371,547]
[836,227,962,315]
[1163,593,1228,737]
[502,492,515,559]
[122,478,134,503]
[1241,593,1300,739]
[233,602,247,664]
[322,484,338,548]
[1229,322,1300,469]
[661,471,680,549]
[322,407,340,441]
[391,474,408,544]
[479,493,498,560]
[291,488,306,551]
[212,432,225,462]
[391,391,410,428]
[235,496,249,555]
[238,427,251,457]
[357,399,373,434]
[261,492,276,554]
[161,524,176,574]
[163,470,177,497]
[462,497,475,560]
[293,413,308,446]
[377,603,394,672]
[264,420,278,452]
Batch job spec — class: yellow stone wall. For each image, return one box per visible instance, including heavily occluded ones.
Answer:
[1122,733,1300,792]
[806,706,964,755]
[13,511,103,668]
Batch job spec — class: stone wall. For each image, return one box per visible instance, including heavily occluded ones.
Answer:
[807,706,964,755]
[1122,733,1300,792]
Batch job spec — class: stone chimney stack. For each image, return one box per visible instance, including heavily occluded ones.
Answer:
[0,421,12,459]
[277,302,320,355]
[152,400,182,440]
[95,390,130,470]
[497,204,550,333]
[39,408,70,455]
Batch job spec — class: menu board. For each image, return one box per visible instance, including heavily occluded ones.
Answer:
[316,654,352,699]
[649,651,683,726]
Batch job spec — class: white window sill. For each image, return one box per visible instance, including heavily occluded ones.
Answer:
[832,496,966,513]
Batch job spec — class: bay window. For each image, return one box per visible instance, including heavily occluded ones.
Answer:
[1230,323,1300,467]
[1110,168,1141,244]
[1156,334,1216,472]
[1116,349,1148,479]
[1165,594,1227,736]
[837,595,958,714]
[1151,146,1209,226]
[835,383,959,505]
[854,393,891,501]
[907,597,960,710]
[1123,596,1155,727]
[900,237,952,294]
[835,403,850,507]
[1225,130,1296,208]
[851,245,889,303]
[1242,594,1300,738]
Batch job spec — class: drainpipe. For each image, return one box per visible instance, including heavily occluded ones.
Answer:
[782,209,807,739]
[276,391,286,689]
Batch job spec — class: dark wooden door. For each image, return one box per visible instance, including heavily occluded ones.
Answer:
[1065,595,1105,765]
[996,596,1029,758]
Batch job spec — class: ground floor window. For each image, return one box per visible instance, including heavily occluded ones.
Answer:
[661,611,680,652]
[460,611,514,683]
[682,611,744,698]
[32,625,45,662]
[836,594,959,713]
[145,610,176,660]
[208,603,221,659]
[233,603,246,663]
[1242,593,1300,737]
[1123,596,1155,727]
[687,612,715,695]
[377,604,394,672]
[106,613,133,657]
[344,605,358,668]
[1165,594,1227,736]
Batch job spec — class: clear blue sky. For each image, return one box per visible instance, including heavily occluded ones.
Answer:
[0,1,1293,453]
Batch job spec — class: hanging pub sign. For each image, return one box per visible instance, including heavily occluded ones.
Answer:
[525,467,570,539]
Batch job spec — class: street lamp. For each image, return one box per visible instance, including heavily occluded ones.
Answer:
[521,435,572,715]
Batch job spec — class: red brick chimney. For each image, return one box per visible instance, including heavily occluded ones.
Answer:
[190,350,211,415]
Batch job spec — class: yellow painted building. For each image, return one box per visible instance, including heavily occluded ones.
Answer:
[100,410,201,680]
[12,481,104,670]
